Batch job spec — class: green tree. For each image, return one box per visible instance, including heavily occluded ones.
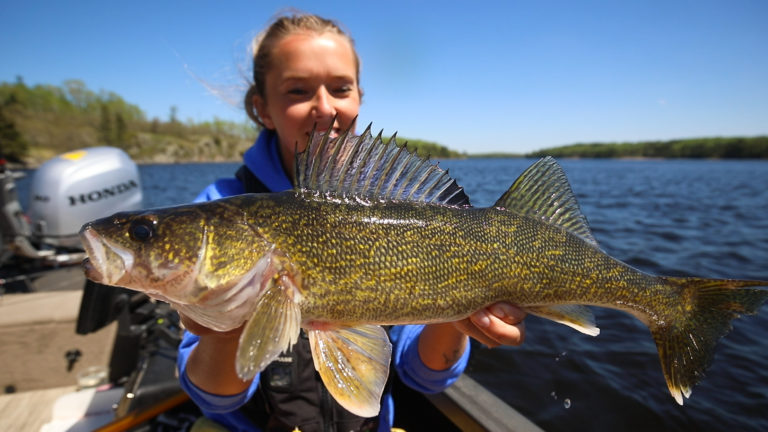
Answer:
[114,112,127,147]
[0,106,28,162]
[64,79,96,111]
[99,103,113,145]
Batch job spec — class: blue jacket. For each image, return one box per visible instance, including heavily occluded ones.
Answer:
[177,130,469,431]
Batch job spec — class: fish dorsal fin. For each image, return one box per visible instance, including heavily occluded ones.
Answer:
[495,157,597,245]
[295,124,470,206]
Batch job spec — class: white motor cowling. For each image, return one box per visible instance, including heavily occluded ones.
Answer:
[28,147,143,249]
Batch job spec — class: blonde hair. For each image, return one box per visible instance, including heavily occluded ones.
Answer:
[244,13,362,128]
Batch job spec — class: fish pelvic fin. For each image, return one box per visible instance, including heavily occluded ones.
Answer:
[526,305,600,336]
[495,157,597,246]
[653,277,768,405]
[236,271,302,380]
[308,324,392,418]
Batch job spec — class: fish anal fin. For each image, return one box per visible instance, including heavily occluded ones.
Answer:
[236,272,302,380]
[308,324,392,417]
[526,304,600,336]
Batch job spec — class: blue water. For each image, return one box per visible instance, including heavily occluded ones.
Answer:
[17,158,768,430]
[440,158,768,432]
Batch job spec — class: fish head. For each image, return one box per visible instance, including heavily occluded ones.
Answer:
[79,201,270,304]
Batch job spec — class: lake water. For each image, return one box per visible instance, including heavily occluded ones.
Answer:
[18,158,768,430]
[441,159,768,432]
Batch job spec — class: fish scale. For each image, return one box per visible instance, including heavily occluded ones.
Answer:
[243,194,654,325]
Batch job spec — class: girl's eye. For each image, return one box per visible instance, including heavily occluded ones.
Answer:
[288,88,308,96]
[334,85,353,95]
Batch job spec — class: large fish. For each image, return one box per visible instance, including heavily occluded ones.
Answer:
[80,125,768,417]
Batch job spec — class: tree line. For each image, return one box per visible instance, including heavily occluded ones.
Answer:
[389,136,464,159]
[4,78,763,163]
[0,78,258,164]
[0,78,460,164]
[526,136,768,159]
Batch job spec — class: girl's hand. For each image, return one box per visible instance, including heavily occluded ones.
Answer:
[180,312,252,395]
[452,302,526,347]
[179,312,245,338]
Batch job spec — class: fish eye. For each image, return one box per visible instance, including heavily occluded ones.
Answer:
[129,219,155,242]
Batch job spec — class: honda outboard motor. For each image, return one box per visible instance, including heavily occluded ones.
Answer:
[28,147,143,250]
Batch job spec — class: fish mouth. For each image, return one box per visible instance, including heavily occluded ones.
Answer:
[79,224,134,285]
[81,257,103,283]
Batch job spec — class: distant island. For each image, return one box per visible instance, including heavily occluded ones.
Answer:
[526,137,768,159]
[2,78,766,165]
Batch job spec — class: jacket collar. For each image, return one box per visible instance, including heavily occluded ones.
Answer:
[243,129,293,192]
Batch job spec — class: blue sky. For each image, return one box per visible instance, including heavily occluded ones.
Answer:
[2,1,766,154]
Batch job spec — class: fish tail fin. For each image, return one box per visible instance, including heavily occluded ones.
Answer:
[652,277,768,405]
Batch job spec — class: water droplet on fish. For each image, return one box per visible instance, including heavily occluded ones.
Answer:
[563,398,571,409]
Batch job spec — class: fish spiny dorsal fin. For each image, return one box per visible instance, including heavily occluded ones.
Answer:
[296,121,359,194]
[495,157,597,246]
[296,123,470,206]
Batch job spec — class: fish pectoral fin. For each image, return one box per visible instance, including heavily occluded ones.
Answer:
[526,305,600,336]
[308,324,392,417]
[235,274,301,380]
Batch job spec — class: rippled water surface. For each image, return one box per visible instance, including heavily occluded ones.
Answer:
[136,159,768,431]
[440,158,768,432]
[19,158,768,431]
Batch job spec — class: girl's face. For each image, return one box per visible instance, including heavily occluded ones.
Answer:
[254,32,361,178]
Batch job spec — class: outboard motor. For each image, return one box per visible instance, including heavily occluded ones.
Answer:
[28,147,143,250]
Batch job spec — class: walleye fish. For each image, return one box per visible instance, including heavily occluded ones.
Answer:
[80,125,768,417]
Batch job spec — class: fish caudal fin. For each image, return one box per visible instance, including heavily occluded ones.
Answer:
[653,277,768,404]
[309,325,392,418]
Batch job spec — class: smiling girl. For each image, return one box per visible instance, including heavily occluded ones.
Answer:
[177,13,526,432]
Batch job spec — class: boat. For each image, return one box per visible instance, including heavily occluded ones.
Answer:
[0,151,543,431]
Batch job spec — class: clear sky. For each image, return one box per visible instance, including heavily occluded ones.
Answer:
[2,1,766,154]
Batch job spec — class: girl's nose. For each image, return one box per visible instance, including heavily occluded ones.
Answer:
[312,86,336,117]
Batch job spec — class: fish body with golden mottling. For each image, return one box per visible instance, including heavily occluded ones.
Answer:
[221,192,655,326]
[79,126,768,417]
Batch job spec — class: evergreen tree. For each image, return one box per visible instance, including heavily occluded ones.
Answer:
[0,106,28,162]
